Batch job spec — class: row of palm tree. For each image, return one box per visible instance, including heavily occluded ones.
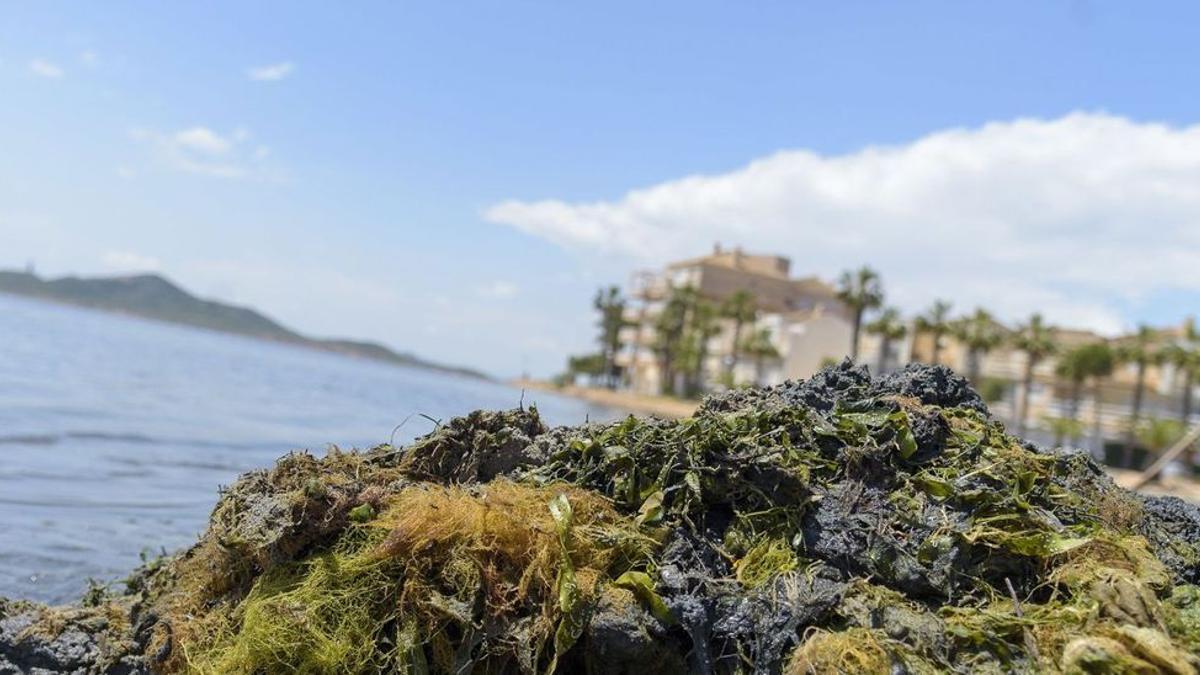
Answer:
[836,267,884,360]
[1011,313,1058,436]
[592,286,628,388]
[573,283,791,395]
[721,290,782,387]
[864,308,906,375]
[650,286,781,396]
[837,269,1005,378]
[838,266,1200,469]
[1054,341,1114,446]
[584,269,1198,470]
[1051,329,1200,470]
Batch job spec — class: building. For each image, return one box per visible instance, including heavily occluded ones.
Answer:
[616,245,851,395]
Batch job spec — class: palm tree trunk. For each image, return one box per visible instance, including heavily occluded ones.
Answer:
[726,320,743,379]
[877,337,891,374]
[1184,370,1196,474]
[1091,380,1105,460]
[967,349,981,383]
[1068,378,1083,445]
[660,351,674,396]
[607,326,620,388]
[608,342,619,389]
[1182,369,1194,423]
[1123,363,1147,468]
[1018,357,1035,435]
[932,336,942,365]
[603,348,614,389]
[631,305,647,389]
[850,310,862,360]
[755,355,765,387]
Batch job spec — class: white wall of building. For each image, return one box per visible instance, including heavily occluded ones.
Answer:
[783,314,853,381]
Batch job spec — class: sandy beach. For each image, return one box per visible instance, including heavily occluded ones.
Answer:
[511,379,699,419]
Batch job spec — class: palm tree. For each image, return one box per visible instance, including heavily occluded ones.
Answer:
[741,328,780,387]
[1162,334,1200,474]
[1118,325,1161,468]
[593,286,628,389]
[836,266,884,360]
[1089,354,1116,457]
[1011,313,1057,436]
[952,308,1004,383]
[1085,343,1118,458]
[683,300,721,396]
[914,300,954,365]
[1055,342,1114,446]
[865,307,908,375]
[654,285,698,395]
[720,290,757,380]
[1161,322,1200,424]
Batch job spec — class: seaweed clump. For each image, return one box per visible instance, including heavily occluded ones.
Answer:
[4,361,1200,674]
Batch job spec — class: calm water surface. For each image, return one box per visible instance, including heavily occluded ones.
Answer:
[0,294,623,604]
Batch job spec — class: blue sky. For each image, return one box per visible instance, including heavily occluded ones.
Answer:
[3,2,1200,376]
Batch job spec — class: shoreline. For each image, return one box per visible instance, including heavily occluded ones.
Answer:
[511,379,699,419]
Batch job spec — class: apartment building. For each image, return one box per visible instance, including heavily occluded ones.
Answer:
[616,245,851,395]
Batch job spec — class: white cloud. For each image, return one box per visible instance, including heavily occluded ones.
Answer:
[246,62,294,81]
[130,126,280,180]
[102,250,161,272]
[478,280,519,299]
[28,59,63,78]
[486,112,1200,335]
[79,51,99,68]
[173,127,233,155]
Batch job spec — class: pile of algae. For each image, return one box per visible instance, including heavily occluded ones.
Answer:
[4,362,1200,674]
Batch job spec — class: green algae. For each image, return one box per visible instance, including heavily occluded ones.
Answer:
[12,363,1200,674]
[785,626,942,675]
[183,525,400,674]
[176,481,660,674]
[734,538,800,589]
[160,366,1200,673]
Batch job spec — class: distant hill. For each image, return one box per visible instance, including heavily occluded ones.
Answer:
[0,270,489,380]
